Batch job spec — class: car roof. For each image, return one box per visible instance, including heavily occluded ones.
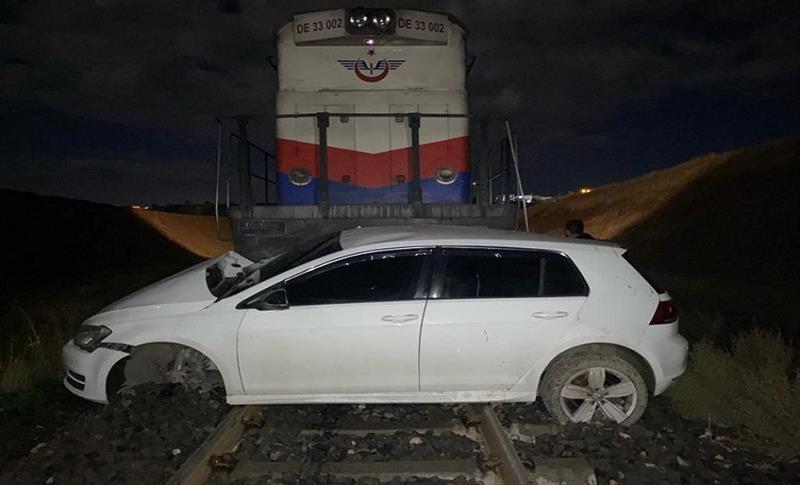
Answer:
[338,225,622,252]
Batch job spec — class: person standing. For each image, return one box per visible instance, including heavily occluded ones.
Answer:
[564,219,594,239]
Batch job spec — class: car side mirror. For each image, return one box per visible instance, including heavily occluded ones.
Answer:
[254,287,289,311]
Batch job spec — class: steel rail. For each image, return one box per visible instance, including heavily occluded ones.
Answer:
[474,404,529,485]
[165,405,260,485]
[166,402,592,485]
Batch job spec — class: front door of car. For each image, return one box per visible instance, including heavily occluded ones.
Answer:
[237,248,433,396]
[419,248,589,391]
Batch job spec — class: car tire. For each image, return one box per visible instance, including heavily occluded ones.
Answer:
[540,351,648,426]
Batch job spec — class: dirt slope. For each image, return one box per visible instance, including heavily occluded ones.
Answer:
[132,208,232,258]
[528,137,800,338]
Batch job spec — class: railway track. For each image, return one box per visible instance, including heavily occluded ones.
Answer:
[166,403,596,485]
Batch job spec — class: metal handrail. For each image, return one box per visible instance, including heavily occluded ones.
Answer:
[230,133,275,160]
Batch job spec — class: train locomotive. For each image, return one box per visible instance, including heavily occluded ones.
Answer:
[221,7,516,259]
[275,7,470,205]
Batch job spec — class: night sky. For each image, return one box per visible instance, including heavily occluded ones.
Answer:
[1,1,798,205]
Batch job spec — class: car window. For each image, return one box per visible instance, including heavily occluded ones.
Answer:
[285,249,431,306]
[439,249,587,299]
[541,252,589,296]
[622,252,663,293]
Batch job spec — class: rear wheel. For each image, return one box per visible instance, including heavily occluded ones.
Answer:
[541,352,648,426]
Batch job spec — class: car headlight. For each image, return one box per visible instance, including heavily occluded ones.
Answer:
[73,325,112,352]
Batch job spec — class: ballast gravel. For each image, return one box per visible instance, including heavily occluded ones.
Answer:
[497,397,800,485]
[0,384,229,485]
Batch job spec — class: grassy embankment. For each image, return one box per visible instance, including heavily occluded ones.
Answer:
[528,137,800,456]
[0,190,224,393]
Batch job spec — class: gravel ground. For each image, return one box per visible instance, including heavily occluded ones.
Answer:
[252,403,466,428]
[216,403,483,484]
[4,390,799,484]
[225,476,480,485]
[0,382,87,470]
[235,403,480,464]
[497,397,800,485]
[0,384,230,485]
[238,428,479,463]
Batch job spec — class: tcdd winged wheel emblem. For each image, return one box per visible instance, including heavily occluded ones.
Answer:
[338,49,405,83]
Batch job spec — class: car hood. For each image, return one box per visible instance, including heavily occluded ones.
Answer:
[94,251,253,323]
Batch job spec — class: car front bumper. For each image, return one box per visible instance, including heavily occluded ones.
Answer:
[62,342,129,404]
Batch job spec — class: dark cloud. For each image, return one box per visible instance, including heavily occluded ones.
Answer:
[182,56,232,76]
[218,0,242,15]
[1,55,29,65]
[0,0,798,203]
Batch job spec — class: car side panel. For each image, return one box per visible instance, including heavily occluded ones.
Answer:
[420,297,586,391]
[508,248,661,395]
[640,322,688,394]
[91,307,247,397]
[237,300,424,394]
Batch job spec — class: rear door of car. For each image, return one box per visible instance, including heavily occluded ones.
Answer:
[419,247,589,391]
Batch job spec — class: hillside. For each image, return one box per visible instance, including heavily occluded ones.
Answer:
[528,137,800,339]
[0,189,207,393]
[132,208,232,258]
[1,189,201,298]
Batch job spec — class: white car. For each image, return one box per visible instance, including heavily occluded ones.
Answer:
[63,225,687,425]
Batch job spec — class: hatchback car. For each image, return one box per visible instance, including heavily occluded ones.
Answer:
[63,225,687,425]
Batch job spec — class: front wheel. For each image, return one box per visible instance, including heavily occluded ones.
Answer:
[540,352,648,426]
[164,347,224,392]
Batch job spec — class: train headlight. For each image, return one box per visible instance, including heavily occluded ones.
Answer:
[371,11,393,31]
[435,167,458,185]
[346,7,395,35]
[348,9,369,29]
[288,168,312,186]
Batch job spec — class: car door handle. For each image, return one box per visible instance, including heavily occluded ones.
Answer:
[532,311,569,319]
[381,314,420,323]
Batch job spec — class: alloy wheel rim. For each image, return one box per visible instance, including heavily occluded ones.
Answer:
[559,366,637,424]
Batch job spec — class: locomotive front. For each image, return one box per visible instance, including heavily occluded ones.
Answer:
[275,8,469,205]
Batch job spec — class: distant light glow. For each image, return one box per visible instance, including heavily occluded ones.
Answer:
[365,38,375,46]
[579,187,592,194]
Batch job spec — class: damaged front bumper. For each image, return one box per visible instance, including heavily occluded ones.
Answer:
[62,341,129,404]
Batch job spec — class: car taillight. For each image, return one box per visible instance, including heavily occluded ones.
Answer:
[650,300,677,325]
